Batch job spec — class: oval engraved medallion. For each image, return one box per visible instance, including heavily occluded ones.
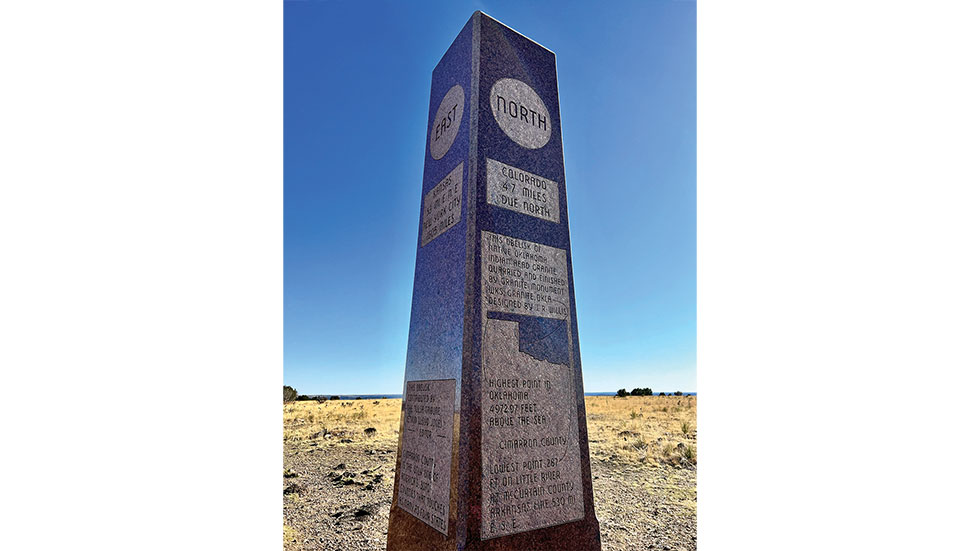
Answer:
[430,84,465,160]
[489,78,551,149]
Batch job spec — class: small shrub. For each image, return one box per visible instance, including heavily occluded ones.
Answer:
[329,396,340,400]
[681,421,691,435]
[616,389,628,397]
[673,391,683,396]
[630,410,641,420]
[622,435,648,459]
[683,445,696,464]
[659,392,666,396]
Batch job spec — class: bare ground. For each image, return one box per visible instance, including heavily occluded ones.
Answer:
[283,437,696,551]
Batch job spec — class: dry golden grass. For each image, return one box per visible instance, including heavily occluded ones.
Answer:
[283,395,695,467]
[282,522,301,550]
[585,395,697,467]
[283,399,402,448]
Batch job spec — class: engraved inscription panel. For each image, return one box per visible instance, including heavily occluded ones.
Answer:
[430,84,464,160]
[486,158,560,223]
[479,230,582,539]
[481,231,569,320]
[397,379,455,535]
[490,78,552,149]
[421,162,463,247]
[479,319,584,539]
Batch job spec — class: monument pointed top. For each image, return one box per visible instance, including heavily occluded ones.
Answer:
[471,11,556,55]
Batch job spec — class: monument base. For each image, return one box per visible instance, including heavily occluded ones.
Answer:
[387,510,601,551]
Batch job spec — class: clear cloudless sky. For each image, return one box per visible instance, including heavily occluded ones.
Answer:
[285,0,695,395]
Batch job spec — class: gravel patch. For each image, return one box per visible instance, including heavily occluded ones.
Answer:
[284,440,696,550]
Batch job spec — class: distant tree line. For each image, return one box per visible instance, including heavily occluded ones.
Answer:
[283,386,330,402]
[615,388,686,397]
[283,387,360,403]
[616,388,652,397]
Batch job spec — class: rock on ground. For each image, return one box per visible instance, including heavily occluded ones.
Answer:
[283,440,696,551]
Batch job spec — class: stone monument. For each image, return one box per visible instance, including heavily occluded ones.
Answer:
[387,12,602,550]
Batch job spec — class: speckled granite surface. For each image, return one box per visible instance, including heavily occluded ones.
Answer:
[387,11,601,550]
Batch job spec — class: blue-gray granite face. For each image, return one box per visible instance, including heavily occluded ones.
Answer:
[403,17,474,409]
[472,12,582,440]
[404,11,576,427]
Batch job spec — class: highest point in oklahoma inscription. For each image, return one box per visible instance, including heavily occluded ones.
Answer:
[480,230,582,538]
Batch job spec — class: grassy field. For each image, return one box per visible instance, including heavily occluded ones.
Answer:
[283,395,696,550]
[283,398,402,447]
[283,395,696,465]
[585,395,697,467]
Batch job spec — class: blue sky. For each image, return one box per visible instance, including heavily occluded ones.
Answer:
[285,0,695,395]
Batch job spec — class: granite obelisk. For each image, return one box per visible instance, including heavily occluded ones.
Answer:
[387,12,602,550]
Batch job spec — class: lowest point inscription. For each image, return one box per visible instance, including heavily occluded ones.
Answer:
[480,231,583,539]
[479,319,584,539]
